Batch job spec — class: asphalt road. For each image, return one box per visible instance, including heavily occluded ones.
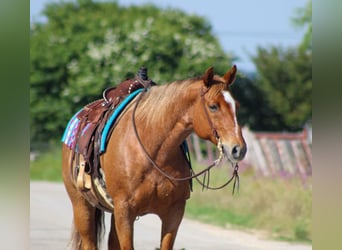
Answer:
[30,181,312,250]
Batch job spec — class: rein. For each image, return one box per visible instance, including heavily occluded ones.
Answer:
[131,87,240,193]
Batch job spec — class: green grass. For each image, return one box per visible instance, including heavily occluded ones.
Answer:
[185,162,312,243]
[31,146,311,243]
[30,144,63,182]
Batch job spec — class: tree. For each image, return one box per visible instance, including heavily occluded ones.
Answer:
[30,0,232,142]
[231,75,282,131]
[292,0,312,52]
[251,46,312,131]
[246,1,312,131]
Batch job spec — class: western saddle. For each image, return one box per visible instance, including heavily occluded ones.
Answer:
[68,67,155,211]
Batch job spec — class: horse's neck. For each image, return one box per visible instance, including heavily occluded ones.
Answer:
[137,82,199,157]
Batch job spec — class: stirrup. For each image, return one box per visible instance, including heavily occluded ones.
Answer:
[76,161,92,190]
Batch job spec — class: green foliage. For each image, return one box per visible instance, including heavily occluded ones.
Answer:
[292,0,312,52]
[231,75,281,130]
[30,145,63,182]
[30,0,312,141]
[30,0,232,142]
[250,46,312,131]
[232,1,312,132]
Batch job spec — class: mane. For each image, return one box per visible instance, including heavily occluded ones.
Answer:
[136,75,227,129]
[137,78,199,128]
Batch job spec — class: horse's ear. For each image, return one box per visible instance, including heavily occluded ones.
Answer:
[223,64,237,86]
[203,66,214,87]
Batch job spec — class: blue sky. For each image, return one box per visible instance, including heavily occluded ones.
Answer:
[30,0,307,73]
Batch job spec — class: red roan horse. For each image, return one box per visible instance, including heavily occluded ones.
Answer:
[62,65,247,250]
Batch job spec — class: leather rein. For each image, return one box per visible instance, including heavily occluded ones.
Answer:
[131,86,240,193]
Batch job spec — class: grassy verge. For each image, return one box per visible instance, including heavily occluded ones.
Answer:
[30,147,311,242]
[185,162,312,243]
[30,144,63,182]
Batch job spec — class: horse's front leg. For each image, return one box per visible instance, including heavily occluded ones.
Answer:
[108,214,120,250]
[160,201,186,250]
[112,201,135,250]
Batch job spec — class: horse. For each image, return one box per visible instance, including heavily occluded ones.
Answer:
[62,65,247,250]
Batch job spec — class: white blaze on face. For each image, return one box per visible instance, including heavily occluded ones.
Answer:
[222,90,239,135]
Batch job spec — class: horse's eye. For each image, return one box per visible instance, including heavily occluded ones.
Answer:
[208,104,219,112]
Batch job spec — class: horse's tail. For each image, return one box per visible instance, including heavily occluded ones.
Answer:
[70,208,105,250]
[95,208,106,248]
[70,226,81,250]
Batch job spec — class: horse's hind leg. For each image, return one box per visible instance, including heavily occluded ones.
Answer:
[62,146,103,250]
[65,183,101,250]
[63,173,102,249]
[159,201,186,250]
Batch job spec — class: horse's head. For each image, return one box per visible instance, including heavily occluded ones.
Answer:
[192,65,247,163]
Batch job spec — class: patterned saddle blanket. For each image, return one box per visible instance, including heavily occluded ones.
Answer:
[61,87,144,154]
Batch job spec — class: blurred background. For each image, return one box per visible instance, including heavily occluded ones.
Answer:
[30,0,312,244]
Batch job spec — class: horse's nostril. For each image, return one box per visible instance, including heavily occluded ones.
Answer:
[232,145,241,159]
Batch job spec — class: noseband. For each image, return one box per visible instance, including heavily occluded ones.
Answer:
[131,86,240,193]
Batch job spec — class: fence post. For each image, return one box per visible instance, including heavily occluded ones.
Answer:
[242,127,270,176]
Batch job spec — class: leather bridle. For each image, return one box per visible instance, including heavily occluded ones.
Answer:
[199,86,220,142]
[131,86,240,193]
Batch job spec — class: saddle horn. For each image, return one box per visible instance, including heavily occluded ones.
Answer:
[137,66,148,80]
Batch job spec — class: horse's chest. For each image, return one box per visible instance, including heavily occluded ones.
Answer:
[156,182,177,199]
[136,178,190,212]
